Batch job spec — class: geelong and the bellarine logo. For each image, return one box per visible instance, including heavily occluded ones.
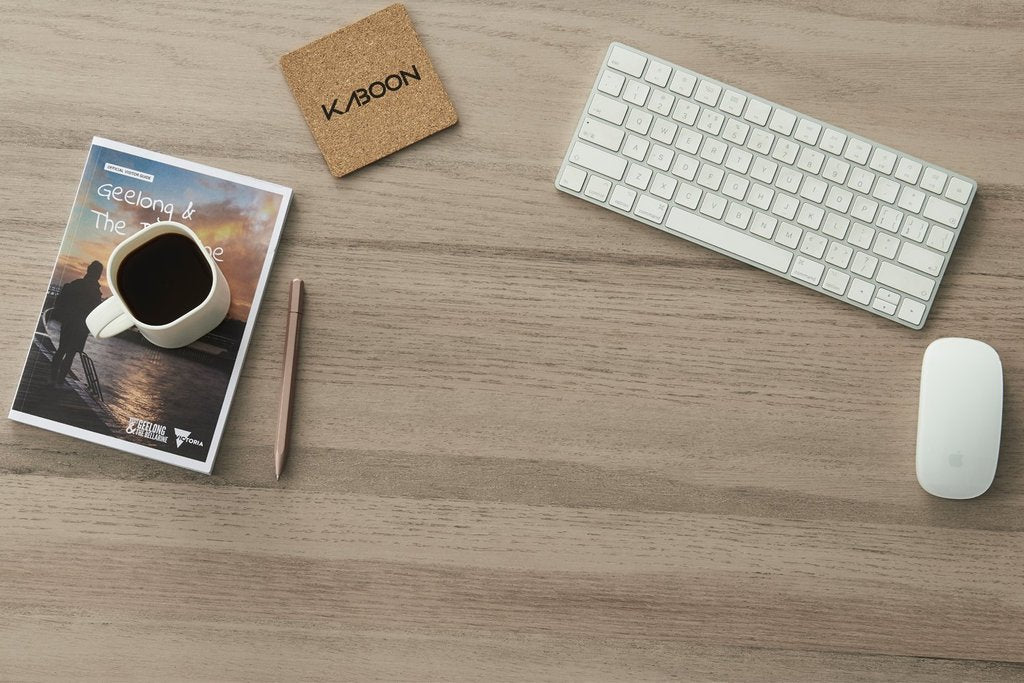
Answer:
[321,65,422,120]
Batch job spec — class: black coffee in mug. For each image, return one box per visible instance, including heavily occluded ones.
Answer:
[116,233,213,326]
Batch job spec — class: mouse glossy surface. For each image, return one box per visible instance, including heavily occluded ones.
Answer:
[916,338,1002,499]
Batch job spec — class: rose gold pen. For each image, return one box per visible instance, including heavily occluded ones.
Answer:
[275,278,304,480]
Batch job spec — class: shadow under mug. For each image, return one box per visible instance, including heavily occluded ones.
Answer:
[85,221,231,349]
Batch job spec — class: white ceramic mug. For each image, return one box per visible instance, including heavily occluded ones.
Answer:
[86,221,231,348]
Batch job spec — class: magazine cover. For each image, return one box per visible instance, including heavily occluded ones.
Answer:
[9,137,292,473]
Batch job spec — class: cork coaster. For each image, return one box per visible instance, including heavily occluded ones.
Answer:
[280,4,458,177]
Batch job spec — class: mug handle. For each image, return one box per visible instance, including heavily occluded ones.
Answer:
[86,297,134,338]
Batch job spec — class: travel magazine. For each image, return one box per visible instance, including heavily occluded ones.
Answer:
[9,137,292,473]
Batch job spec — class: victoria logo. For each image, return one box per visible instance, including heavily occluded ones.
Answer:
[321,65,422,120]
[174,427,204,449]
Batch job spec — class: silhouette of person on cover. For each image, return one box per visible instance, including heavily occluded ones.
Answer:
[50,260,103,386]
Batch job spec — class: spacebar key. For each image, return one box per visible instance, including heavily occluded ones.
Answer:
[665,207,793,272]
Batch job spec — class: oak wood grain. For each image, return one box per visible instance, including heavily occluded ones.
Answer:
[1,0,1023,680]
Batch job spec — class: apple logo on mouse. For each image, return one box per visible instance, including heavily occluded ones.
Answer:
[948,451,965,468]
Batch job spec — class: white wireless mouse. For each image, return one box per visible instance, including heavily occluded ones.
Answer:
[916,338,1003,499]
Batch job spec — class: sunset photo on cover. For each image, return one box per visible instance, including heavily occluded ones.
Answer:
[12,144,284,461]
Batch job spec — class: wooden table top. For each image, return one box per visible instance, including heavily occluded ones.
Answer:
[2,1,1022,679]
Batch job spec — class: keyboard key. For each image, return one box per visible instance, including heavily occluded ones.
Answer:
[776,168,802,194]
[623,79,651,105]
[723,174,750,201]
[921,167,948,194]
[825,242,853,268]
[647,90,675,116]
[747,184,774,210]
[894,157,922,184]
[848,223,875,250]
[597,70,625,96]
[697,165,725,191]
[898,242,944,276]
[772,138,799,165]
[569,142,627,180]
[872,232,899,259]
[945,177,972,204]
[768,109,796,136]
[822,157,850,184]
[665,207,793,272]
[790,256,825,285]
[695,80,722,106]
[609,184,637,211]
[900,216,928,242]
[725,147,753,174]
[635,194,669,223]
[699,192,728,220]
[794,119,821,145]
[589,94,628,125]
[644,61,672,87]
[743,99,772,126]
[579,117,625,151]
[823,268,850,295]
[844,139,872,165]
[775,222,802,249]
[896,186,926,213]
[922,196,963,228]
[651,118,678,145]
[849,167,875,194]
[875,206,902,233]
[559,165,586,191]
[824,186,853,213]
[650,173,677,199]
[897,299,926,326]
[848,278,875,305]
[722,118,751,145]
[750,157,778,184]
[671,154,699,181]
[699,139,727,164]
[669,70,697,96]
[796,147,825,174]
[625,163,653,189]
[821,213,849,239]
[851,251,878,278]
[926,225,954,252]
[820,128,847,155]
[720,90,747,116]
[876,261,935,300]
[674,182,702,209]
[725,202,753,229]
[672,100,700,126]
[800,177,827,203]
[771,193,799,220]
[869,148,897,175]
[750,213,778,239]
[871,294,898,315]
[748,129,775,155]
[675,130,703,154]
[648,144,674,171]
[608,46,647,77]
[876,288,899,306]
[851,196,878,223]
[623,135,649,160]
[796,203,824,230]
[799,232,827,258]
[872,177,900,204]
[697,109,725,135]
[584,176,612,201]
[625,108,653,135]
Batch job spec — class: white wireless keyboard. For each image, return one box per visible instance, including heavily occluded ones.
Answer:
[556,43,977,329]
